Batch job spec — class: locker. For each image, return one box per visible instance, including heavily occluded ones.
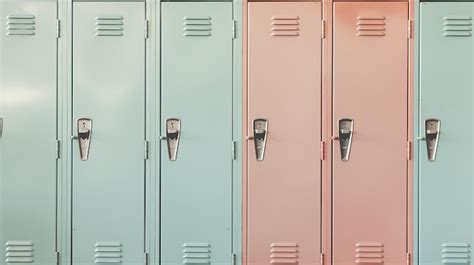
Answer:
[0,1,58,265]
[71,2,146,265]
[332,2,409,265]
[418,3,473,265]
[160,2,235,265]
[246,2,322,265]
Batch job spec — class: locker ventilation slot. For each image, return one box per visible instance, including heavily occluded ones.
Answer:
[5,241,34,263]
[96,16,124,37]
[182,242,211,264]
[270,242,299,264]
[94,242,123,263]
[271,16,299,37]
[443,17,472,37]
[357,17,386,37]
[355,242,384,264]
[183,17,212,37]
[6,15,36,36]
[442,243,470,264]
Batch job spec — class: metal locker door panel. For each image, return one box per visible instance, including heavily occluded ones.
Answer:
[0,2,57,265]
[333,3,408,265]
[161,3,233,265]
[247,3,322,265]
[419,3,473,265]
[72,2,145,265]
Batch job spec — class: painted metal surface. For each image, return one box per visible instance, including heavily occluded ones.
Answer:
[247,3,322,265]
[160,3,234,265]
[0,2,57,264]
[333,3,408,265]
[418,3,473,265]
[72,2,146,265]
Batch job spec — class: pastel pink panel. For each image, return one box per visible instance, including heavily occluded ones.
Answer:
[247,3,322,265]
[333,3,408,265]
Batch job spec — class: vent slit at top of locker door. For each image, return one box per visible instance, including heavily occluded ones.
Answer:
[96,16,124,36]
[6,15,36,36]
[271,16,299,37]
[183,17,212,37]
[357,16,385,36]
[443,16,472,37]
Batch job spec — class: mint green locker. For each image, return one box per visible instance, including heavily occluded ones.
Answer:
[418,3,473,265]
[0,1,58,264]
[72,2,146,265]
[160,2,235,265]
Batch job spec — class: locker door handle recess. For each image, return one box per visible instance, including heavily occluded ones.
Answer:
[77,118,92,161]
[252,118,268,161]
[165,118,181,161]
[425,119,440,162]
[338,118,354,162]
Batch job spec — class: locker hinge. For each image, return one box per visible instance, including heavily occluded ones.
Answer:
[56,140,61,160]
[320,253,325,265]
[144,253,149,265]
[231,253,236,265]
[145,20,150,39]
[408,20,413,39]
[407,141,412,160]
[232,20,237,39]
[320,141,326,160]
[145,140,150,160]
[321,20,326,39]
[56,19,61,38]
[56,252,60,265]
[232,141,237,160]
[406,253,411,265]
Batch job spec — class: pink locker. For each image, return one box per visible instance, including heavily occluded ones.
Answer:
[245,2,323,265]
[332,2,412,265]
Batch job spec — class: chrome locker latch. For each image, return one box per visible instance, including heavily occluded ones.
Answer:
[77,118,92,161]
[253,118,268,161]
[338,118,354,162]
[165,118,181,161]
[425,119,440,162]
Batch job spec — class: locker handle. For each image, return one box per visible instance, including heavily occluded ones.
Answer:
[424,118,440,162]
[165,118,181,161]
[251,118,268,161]
[76,118,92,161]
[337,118,354,162]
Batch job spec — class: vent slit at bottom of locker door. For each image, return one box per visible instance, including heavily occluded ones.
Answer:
[182,243,211,264]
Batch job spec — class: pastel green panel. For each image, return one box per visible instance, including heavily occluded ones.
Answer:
[72,2,146,265]
[161,2,234,265]
[419,3,474,265]
[0,2,57,265]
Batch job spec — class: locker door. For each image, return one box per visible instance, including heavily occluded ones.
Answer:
[72,2,146,265]
[160,3,233,265]
[247,3,322,265]
[419,3,473,265]
[0,1,57,264]
[333,3,408,265]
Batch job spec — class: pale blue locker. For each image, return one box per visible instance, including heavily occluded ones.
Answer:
[160,1,238,265]
[0,1,58,264]
[417,2,473,265]
[71,1,147,265]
